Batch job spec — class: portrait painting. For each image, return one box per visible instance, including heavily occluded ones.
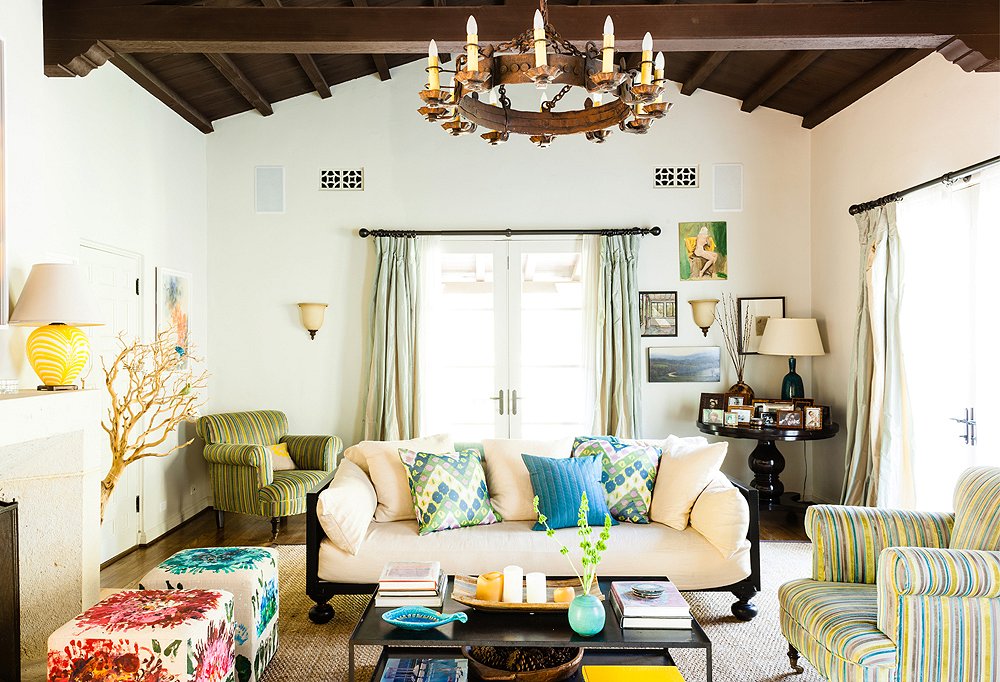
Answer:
[679,222,728,281]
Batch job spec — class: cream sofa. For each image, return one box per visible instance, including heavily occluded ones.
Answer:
[304,435,760,624]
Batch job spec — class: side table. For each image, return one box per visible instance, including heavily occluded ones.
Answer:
[696,421,840,510]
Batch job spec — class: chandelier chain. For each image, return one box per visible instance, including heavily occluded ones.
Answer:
[542,85,572,112]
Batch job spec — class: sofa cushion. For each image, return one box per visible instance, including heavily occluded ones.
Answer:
[573,438,660,524]
[481,437,573,521]
[650,441,727,530]
[267,443,297,471]
[950,466,1000,551]
[689,472,749,557]
[342,434,455,522]
[400,448,500,535]
[317,459,377,556]
[522,454,616,530]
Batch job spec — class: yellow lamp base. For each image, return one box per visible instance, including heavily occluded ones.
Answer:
[25,324,91,388]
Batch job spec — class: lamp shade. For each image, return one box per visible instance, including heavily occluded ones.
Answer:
[688,299,719,336]
[757,318,825,357]
[297,302,328,339]
[9,264,103,327]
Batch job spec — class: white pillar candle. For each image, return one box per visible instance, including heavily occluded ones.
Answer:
[526,572,547,603]
[502,565,524,603]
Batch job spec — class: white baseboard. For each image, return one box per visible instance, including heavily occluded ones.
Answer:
[140,495,212,545]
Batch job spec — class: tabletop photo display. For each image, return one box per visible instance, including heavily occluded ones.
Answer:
[700,392,830,430]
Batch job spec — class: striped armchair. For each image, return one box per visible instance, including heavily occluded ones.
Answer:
[779,467,1000,682]
[197,410,342,538]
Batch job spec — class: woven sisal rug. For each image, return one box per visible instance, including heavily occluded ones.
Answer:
[261,541,824,682]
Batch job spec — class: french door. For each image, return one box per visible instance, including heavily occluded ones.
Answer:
[421,239,590,440]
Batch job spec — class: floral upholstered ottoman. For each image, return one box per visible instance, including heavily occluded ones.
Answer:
[48,589,235,682]
[139,547,279,682]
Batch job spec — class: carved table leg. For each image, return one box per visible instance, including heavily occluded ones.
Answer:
[748,439,785,509]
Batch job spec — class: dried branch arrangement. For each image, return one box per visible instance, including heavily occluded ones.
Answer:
[99,328,208,523]
[716,293,752,383]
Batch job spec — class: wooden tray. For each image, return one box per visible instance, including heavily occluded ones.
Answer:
[451,575,603,612]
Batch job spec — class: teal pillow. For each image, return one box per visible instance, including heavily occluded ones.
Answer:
[573,438,661,524]
[399,448,501,535]
[521,454,617,530]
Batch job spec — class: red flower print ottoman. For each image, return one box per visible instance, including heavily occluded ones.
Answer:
[47,589,236,682]
[139,547,278,682]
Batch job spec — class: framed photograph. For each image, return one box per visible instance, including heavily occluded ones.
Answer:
[724,393,746,407]
[737,296,785,354]
[804,406,824,430]
[777,409,804,429]
[752,399,795,417]
[724,411,740,427]
[678,221,728,281]
[793,398,814,409]
[729,405,754,424]
[648,347,722,383]
[639,291,678,337]
[156,267,192,362]
[760,411,778,427]
[700,393,725,412]
[702,408,725,425]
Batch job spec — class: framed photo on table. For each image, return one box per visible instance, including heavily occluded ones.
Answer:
[738,296,785,354]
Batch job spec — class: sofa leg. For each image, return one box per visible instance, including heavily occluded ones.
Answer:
[270,517,280,541]
[788,643,804,674]
[215,510,224,529]
[730,585,758,621]
[308,601,335,625]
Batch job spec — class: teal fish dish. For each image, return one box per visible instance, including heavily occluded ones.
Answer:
[381,606,468,630]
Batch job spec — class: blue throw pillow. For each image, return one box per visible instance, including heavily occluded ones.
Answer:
[521,454,618,530]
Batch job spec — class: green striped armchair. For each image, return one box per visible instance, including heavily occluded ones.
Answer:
[779,466,1000,682]
[197,410,342,538]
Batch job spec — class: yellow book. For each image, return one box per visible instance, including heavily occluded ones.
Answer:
[581,665,685,682]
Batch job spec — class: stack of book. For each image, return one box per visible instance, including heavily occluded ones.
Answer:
[375,561,446,608]
[609,581,692,630]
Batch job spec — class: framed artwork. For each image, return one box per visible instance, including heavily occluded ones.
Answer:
[724,411,740,427]
[724,393,746,407]
[738,296,785,354]
[639,291,678,337]
[156,267,192,360]
[700,393,725,412]
[678,222,727,281]
[648,347,721,383]
[777,409,804,429]
[703,408,725,425]
[728,405,754,424]
[804,406,824,430]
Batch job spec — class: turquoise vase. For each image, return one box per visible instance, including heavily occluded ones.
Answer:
[781,356,805,400]
[568,593,606,637]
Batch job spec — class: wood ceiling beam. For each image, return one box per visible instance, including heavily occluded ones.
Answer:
[740,49,823,112]
[680,51,730,96]
[259,0,331,98]
[43,2,998,70]
[204,53,273,115]
[109,52,214,133]
[352,0,391,81]
[801,48,932,129]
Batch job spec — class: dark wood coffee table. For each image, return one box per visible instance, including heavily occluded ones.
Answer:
[348,577,713,681]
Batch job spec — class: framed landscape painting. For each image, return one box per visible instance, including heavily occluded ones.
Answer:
[737,296,785,354]
[679,221,728,281]
[648,347,722,383]
[156,267,191,360]
[639,291,678,337]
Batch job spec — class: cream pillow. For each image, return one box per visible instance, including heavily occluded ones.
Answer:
[482,437,574,521]
[689,471,750,557]
[316,459,378,555]
[342,434,455,522]
[650,440,728,530]
[267,443,297,471]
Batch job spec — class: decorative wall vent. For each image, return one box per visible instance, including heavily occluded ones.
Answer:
[653,166,699,188]
[320,169,364,191]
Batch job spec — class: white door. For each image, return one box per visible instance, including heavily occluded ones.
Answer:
[80,243,143,561]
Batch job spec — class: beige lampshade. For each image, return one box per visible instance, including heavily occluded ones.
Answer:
[297,302,328,338]
[688,299,719,335]
[758,318,825,357]
[9,263,103,327]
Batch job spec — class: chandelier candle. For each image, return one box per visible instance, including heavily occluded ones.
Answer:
[533,10,547,67]
[641,32,653,84]
[654,52,665,103]
[467,16,479,71]
[427,40,440,90]
[602,16,615,73]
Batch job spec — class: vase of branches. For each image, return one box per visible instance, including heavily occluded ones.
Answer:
[717,294,754,401]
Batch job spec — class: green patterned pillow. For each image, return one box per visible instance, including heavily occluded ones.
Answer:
[399,448,501,535]
[573,438,661,523]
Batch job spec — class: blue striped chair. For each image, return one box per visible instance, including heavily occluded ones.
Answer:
[197,410,342,538]
[779,466,1000,681]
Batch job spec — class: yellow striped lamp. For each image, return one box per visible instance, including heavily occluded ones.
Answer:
[9,264,104,390]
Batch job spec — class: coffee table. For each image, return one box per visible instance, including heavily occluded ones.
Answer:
[348,577,713,681]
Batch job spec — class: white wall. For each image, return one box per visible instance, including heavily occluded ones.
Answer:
[808,54,1000,503]
[0,0,211,543]
[206,61,813,486]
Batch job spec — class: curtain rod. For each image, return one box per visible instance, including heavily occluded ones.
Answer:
[849,155,1000,216]
[358,226,661,238]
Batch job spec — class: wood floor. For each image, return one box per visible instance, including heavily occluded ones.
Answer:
[102,506,808,588]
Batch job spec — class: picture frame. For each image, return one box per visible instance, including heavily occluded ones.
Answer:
[738,296,785,354]
[648,347,722,383]
[776,409,804,429]
[724,411,740,427]
[678,222,728,281]
[156,267,192,364]
[793,398,815,409]
[752,399,795,418]
[728,405,754,424]
[804,406,824,430]
[702,408,725,425]
[760,411,778,427]
[724,393,746,407]
[639,291,678,337]
[700,393,726,412]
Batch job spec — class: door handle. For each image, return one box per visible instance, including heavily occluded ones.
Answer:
[509,389,520,416]
[951,407,976,446]
[490,390,505,416]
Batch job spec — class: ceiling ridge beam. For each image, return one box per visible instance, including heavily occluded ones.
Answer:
[259,0,331,98]
[801,48,932,129]
[680,51,730,96]
[204,52,273,116]
[740,49,824,113]
[109,52,213,133]
[352,0,392,81]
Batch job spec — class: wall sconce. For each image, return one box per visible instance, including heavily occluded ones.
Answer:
[688,299,719,337]
[297,303,328,340]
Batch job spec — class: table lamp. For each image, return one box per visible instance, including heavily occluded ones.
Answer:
[9,263,104,390]
[757,318,825,400]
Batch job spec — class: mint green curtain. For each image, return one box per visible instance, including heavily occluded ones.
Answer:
[363,236,420,440]
[592,234,642,438]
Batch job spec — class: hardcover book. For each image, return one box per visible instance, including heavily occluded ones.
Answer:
[610,598,693,629]
[378,561,442,589]
[380,657,468,682]
[610,581,690,618]
[375,572,447,608]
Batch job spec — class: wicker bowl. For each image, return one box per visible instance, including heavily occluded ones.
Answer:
[462,646,584,682]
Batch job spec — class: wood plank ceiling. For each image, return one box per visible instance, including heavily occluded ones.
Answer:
[43,0,999,134]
